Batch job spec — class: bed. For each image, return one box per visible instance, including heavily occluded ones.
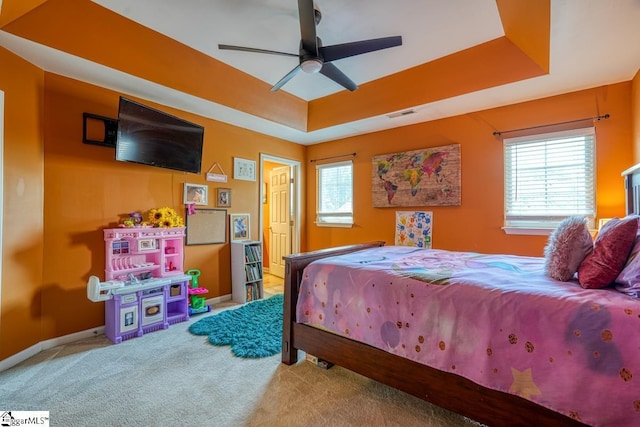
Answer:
[281,168,640,427]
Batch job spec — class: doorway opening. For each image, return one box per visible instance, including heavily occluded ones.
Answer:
[259,154,301,280]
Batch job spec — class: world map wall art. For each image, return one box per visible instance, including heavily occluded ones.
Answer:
[372,144,461,207]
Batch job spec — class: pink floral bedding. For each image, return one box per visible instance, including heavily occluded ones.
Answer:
[296,246,640,426]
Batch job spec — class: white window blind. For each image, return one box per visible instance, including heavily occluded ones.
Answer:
[316,160,353,226]
[504,127,596,230]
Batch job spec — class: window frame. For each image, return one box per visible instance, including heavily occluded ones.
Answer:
[503,127,596,235]
[315,160,354,228]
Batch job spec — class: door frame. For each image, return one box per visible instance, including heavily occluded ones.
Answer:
[259,154,301,265]
[0,91,4,325]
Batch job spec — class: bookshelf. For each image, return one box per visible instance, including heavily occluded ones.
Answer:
[231,240,264,303]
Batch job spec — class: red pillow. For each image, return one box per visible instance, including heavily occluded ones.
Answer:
[577,215,640,289]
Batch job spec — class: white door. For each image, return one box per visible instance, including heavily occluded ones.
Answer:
[269,166,291,278]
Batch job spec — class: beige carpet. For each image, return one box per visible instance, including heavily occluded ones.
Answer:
[0,300,483,427]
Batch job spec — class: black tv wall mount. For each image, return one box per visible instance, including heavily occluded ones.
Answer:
[82,112,118,148]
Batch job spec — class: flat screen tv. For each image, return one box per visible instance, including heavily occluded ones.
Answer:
[116,97,204,174]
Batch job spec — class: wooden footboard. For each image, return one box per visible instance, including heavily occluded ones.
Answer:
[281,242,586,427]
[282,241,385,364]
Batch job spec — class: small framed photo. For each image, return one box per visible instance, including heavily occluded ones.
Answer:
[233,157,256,181]
[184,183,208,205]
[138,239,157,251]
[217,188,231,207]
[230,213,250,241]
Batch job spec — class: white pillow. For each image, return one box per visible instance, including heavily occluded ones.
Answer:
[544,216,593,281]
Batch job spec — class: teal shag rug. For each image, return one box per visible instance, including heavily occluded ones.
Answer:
[188,294,283,358]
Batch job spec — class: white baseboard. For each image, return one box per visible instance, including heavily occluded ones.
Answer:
[0,295,233,373]
[206,294,231,305]
[0,326,105,373]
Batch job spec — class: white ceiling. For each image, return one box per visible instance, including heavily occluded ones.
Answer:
[1,0,639,144]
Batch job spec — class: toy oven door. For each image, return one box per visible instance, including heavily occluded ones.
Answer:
[141,295,164,326]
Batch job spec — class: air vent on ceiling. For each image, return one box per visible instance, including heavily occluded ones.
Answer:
[387,109,416,119]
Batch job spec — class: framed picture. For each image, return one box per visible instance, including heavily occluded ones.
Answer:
[138,239,157,251]
[217,188,231,207]
[184,183,208,205]
[233,157,256,181]
[230,213,250,241]
[395,211,433,248]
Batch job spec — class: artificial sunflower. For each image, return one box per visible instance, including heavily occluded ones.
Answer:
[147,207,184,227]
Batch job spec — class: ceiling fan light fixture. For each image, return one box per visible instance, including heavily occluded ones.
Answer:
[301,58,323,74]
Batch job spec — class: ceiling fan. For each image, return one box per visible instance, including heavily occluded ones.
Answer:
[219,0,403,92]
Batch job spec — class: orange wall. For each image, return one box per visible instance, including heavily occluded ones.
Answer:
[632,69,640,162]
[0,53,305,358]
[0,47,45,360]
[40,74,305,341]
[306,82,633,256]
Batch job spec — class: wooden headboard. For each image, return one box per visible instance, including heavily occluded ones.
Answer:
[623,164,640,215]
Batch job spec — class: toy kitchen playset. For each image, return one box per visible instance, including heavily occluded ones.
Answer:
[87,227,192,344]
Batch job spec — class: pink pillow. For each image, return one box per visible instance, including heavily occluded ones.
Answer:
[577,215,640,289]
[543,216,593,281]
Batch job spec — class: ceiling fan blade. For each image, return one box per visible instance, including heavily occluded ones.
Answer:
[218,44,298,58]
[320,36,402,62]
[320,62,357,91]
[298,0,318,55]
[271,65,303,92]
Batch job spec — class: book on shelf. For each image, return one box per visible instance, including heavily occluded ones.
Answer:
[244,244,262,263]
[245,264,262,282]
[245,282,261,301]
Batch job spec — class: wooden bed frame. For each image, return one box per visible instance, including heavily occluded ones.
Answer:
[281,241,586,427]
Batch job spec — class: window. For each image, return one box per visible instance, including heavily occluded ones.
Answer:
[316,160,353,227]
[504,127,595,233]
